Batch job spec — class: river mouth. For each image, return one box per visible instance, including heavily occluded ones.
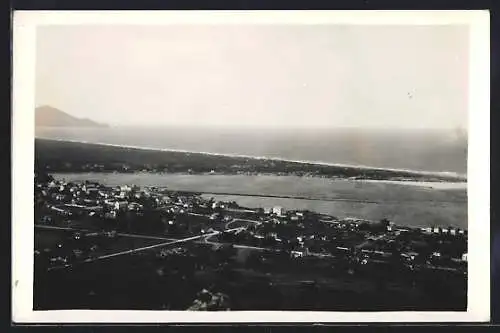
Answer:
[51,172,467,229]
[353,179,466,190]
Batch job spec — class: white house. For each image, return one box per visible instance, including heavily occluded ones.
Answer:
[120,185,132,192]
[422,227,433,234]
[432,251,441,258]
[272,206,285,216]
[114,201,128,211]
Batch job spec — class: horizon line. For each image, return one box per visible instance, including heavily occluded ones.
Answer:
[35,105,468,133]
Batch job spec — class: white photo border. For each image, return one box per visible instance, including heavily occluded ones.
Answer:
[12,10,490,323]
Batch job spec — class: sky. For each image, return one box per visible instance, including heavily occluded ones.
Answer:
[35,24,469,130]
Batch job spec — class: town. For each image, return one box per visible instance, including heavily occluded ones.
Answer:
[34,170,468,311]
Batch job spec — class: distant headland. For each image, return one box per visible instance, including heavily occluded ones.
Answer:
[35,106,108,128]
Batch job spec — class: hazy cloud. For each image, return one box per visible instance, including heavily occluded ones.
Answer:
[36,24,469,129]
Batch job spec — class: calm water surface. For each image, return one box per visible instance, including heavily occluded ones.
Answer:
[53,172,467,229]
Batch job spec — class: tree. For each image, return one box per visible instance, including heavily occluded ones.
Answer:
[377,218,392,232]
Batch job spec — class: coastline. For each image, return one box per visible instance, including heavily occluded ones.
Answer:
[35,137,467,182]
[48,171,468,229]
[52,171,467,191]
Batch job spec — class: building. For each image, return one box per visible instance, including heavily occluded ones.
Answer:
[50,206,71,216]
[268,232,278,239]
[86,187,99,197]
[114,201,129,211]
[39,216,53,224]
[120,185,132,192]
[421,227,433,234]
[85,205,103,213]
[401,252,419,261]
[335,246,351,255]
[272,206,285,216]
[104,211,117,219]
[462,253,468,262]
[128,202,144,211]
[104,230,117,238]
[104,199,116,206]
[290,251,305,258]
[83,183,98,192]
[98,190,110,198]
[386,221,396,232]
[432,251,441,258]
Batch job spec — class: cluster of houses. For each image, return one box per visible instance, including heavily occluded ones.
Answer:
[36,177,468,271]
[420,226,467,236]
[226,207,468,268]
[38,179,208,220]
[37,179,290,231]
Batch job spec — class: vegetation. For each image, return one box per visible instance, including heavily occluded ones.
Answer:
[36,139,465,182]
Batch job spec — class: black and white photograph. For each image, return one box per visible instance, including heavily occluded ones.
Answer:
[12,10,490,323]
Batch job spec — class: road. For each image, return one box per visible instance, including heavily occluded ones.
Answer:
[204,239,335,258]
[355,234,386,249]
[45,226,245,270]
[37,224,330,259]
[204,240,268,251]
[35,224,176,241]
[82,233,218,262]
[82,226,245,263]
[37,224,461,274]
[35,224,74,232]
[225,218,262,230]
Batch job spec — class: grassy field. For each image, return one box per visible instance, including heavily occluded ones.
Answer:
[34,233,466,311]
[35,228,169,258]
[35,229,65,249]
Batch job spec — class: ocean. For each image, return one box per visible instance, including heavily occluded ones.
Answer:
[36,126,467,175]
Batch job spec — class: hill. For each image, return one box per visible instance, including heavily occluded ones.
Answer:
[35,106,108,128]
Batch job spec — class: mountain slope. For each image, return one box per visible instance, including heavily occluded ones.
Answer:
[35,106,108,128]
